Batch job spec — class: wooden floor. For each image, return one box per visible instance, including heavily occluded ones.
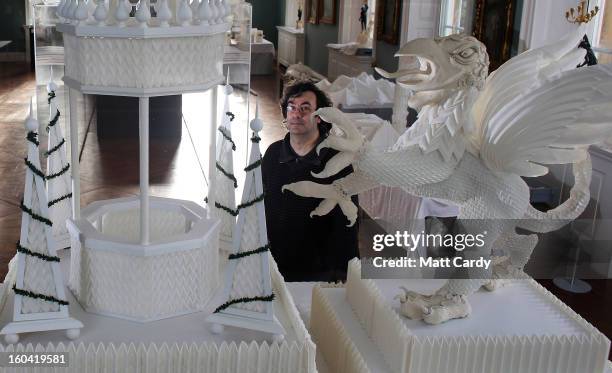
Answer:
[0,62,610,357]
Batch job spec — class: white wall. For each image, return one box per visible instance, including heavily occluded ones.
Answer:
[400,0,441,45]
[519,0,599,51]
[285,0,299,27]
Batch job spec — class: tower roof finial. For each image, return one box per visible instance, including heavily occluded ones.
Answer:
[249,96,263,132]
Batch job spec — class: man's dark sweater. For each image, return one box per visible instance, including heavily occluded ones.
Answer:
[262,131,359,282]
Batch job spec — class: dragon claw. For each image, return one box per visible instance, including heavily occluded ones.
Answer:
[282,180,358,226]
[395,286,472,324]
[310,199,337,217]
[312,151,357,179]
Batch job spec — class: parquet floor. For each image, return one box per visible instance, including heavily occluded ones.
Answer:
[0,62,610,358]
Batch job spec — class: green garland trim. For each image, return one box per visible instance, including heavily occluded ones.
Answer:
[213,294,275,313]
[24,158,46,180]
[216,162,238,188]
[206,192,264,214]
[25,158,69,181]
[47,91,56,105]
[46,163,70,180]
[225,111,235,122]
[45,138,65,157]
[27,131,40,147]
[218,127,236,151]
[244,158,262,172]
[228,243,270,260]
[16,242,60,262]
[13,285,68,306]
[237,193,264,210]
[48,192,72,208]
[251,134,261,143]
[215,202,238,216]
[20,200,53,227]
[204,197,239,216]
[46,110,60,131]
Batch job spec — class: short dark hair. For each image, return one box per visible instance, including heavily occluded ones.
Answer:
[280,81,333,119]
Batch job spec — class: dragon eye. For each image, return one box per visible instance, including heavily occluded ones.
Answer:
[459,49,475,58]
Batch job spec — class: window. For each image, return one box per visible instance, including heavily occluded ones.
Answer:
[439,0,474,36]
[590,0,612,64]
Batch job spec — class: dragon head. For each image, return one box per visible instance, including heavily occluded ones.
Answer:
[376,34,489,110]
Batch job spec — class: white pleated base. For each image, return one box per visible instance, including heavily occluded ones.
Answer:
[336,259,610,373]
[67,197,220,322]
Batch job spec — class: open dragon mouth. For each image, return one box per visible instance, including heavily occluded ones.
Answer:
[375,56,435,90]
[397,56,434,86]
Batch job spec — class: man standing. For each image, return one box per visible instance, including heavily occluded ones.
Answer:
[262,81,359,282]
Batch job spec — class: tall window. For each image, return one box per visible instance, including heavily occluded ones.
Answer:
[591,0,612,64]
[439,0,474,36]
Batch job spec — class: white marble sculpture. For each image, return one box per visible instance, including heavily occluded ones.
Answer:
[283,29,612,324]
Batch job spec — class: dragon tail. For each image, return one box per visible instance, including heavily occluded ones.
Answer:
[517,154,592,233]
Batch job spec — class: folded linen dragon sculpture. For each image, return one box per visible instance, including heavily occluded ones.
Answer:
[283,29,612,324]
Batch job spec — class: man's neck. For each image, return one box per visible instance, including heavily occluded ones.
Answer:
[290,131,319,156]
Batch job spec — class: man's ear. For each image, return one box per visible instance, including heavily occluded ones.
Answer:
[316,115,321,124]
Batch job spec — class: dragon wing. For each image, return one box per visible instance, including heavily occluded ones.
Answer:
[479,63,612,177]
[471,26,588,138]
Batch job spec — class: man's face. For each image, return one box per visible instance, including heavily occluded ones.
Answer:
[286,91,321,136]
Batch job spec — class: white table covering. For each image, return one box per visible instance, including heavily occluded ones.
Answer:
[251,39,275,56]
[250,39,275,75]
[223,45,250,84]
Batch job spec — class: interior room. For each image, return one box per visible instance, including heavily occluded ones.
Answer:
[0,0,611,370]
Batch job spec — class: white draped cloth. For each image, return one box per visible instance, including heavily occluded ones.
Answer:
[316,73,395,108]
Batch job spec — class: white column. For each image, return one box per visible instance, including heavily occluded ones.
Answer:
[68,88,80,219]
[139,97,150,245]
[208,86,219,218]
